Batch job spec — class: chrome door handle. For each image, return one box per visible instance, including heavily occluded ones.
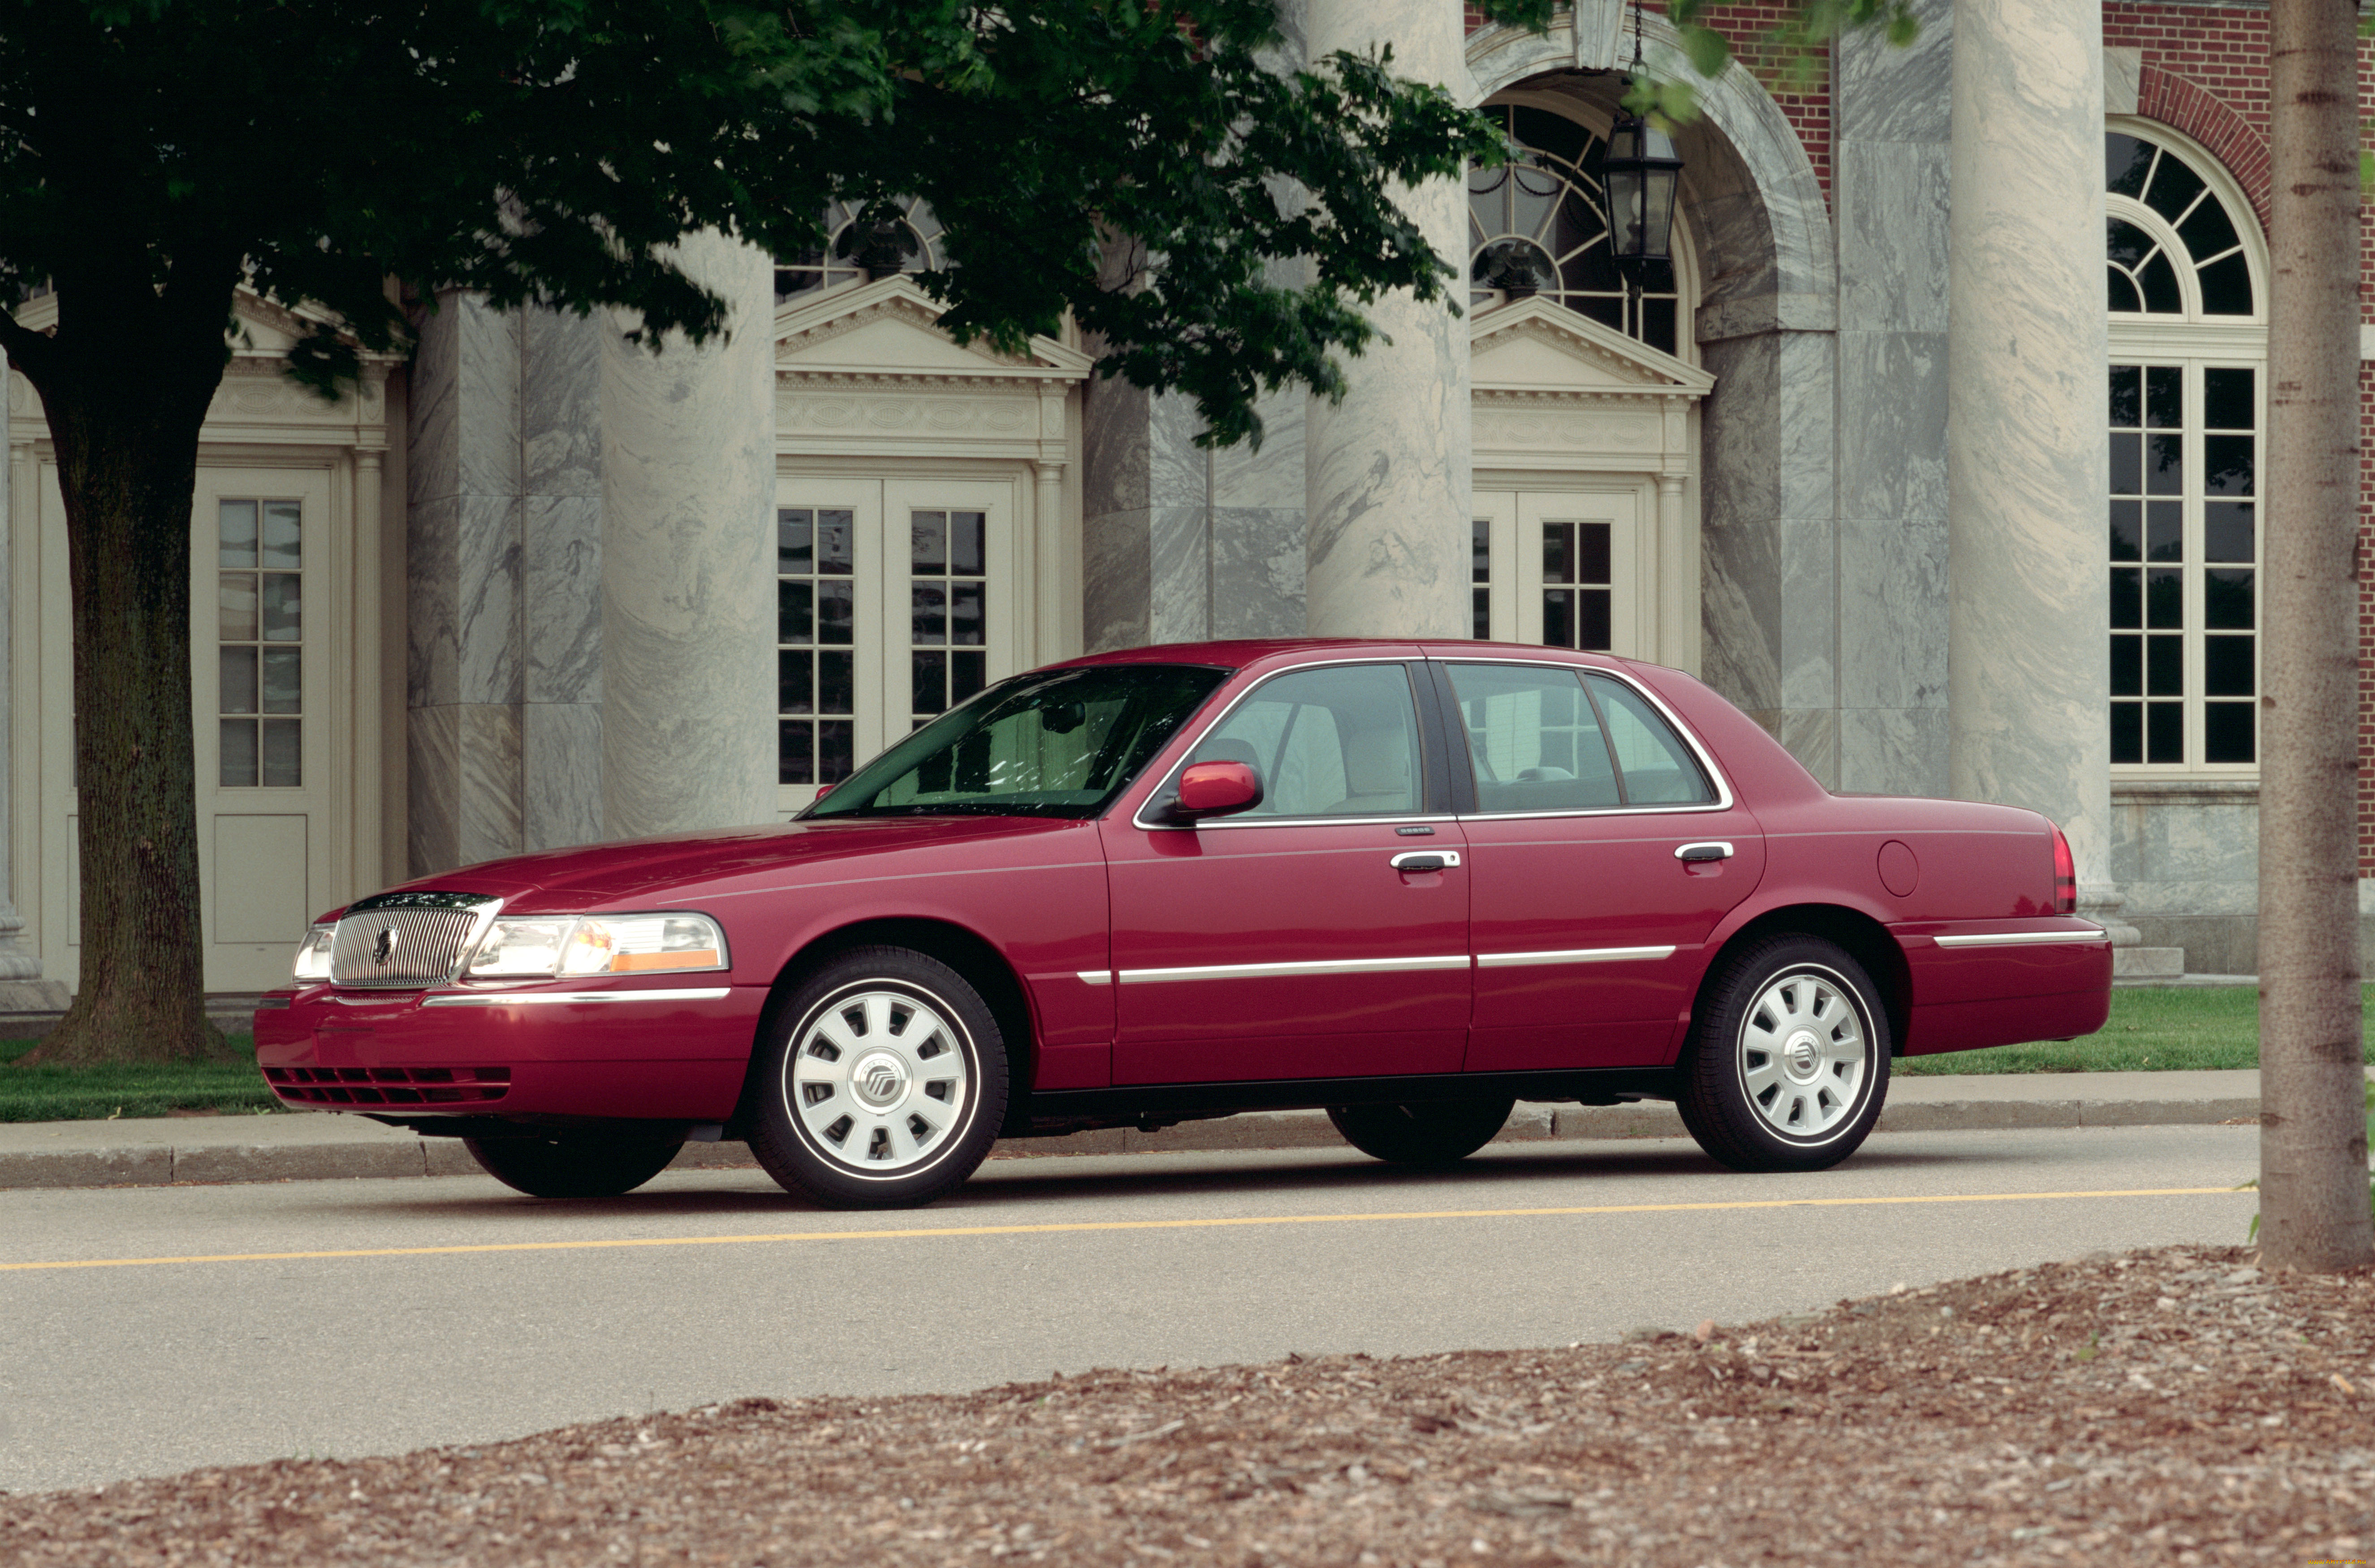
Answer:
[1675,841,1733,863]
[1390,850,1461,872]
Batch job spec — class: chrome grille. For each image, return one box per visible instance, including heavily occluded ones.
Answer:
[331,893,497,987]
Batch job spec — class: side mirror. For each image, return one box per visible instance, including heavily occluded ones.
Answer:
[1162,759,1263,823]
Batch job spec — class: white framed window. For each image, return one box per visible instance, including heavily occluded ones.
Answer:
[774,197,946,305]
[2103,121,2267,775]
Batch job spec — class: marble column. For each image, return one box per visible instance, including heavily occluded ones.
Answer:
[1945,0,2113,892]
[598,232,776,838]
[1301,0,1470,639]
[0,351,51,995]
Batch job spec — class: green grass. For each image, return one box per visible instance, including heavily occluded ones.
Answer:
[0,985,2364,1122]
[1895,983,2375,1075]
[0,1034,280,1122]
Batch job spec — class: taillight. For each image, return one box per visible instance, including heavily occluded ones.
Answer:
[2050,823,2077,915]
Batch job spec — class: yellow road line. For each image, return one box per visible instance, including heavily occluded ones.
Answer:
[0,1187,2240,1274]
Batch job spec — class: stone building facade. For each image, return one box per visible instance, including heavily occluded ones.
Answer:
[0,0,2362,997]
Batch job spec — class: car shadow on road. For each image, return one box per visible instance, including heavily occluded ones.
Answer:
[320,1139,2002,1223]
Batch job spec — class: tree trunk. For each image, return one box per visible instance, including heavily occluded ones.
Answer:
[6,278,233,1067]
[2256,0,2372,1272]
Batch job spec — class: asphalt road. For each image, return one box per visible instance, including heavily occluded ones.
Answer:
[0,1124,2258,1496]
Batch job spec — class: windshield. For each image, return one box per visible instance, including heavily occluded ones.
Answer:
[803,663,1230,820]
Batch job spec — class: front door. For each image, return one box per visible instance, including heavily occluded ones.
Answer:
[773,475,1021,814]
[1101,660,1471,1085]
[1471,487,1645,654]
[1439,658,1766,1072]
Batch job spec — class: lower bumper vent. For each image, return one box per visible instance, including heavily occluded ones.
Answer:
[265,1065,512,1106]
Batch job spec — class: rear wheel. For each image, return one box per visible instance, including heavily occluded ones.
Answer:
[1327,1098,1514,1166]
[1678,934,1890,1172]
[746,946,1009,1209]
[464,1132,684,1198]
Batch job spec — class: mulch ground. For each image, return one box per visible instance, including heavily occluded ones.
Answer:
[5,1243,2371,1566]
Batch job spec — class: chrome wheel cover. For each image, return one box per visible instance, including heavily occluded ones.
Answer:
[784,986,973,1176]
[1736,966,1870,1141]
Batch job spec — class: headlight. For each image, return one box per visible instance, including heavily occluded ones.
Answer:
[292,923,336,982]
[462,913,728,980]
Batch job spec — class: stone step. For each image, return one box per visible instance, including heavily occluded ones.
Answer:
[2111,945,2186,979]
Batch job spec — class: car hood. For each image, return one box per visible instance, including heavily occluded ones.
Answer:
[335,815,1099,918]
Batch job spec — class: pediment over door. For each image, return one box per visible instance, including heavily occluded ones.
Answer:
[1469,297,1711,470]
[773,275,1090,461]
[5,286,392,447]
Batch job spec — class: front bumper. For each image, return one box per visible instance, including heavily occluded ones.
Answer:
[254,981,768,1121]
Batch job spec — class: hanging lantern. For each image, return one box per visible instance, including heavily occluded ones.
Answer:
[1602,111,1683,285]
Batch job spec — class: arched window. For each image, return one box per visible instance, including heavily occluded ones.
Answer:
[1468,103,1683,355]
[2102,125,2266,773]
[774,197,947,305]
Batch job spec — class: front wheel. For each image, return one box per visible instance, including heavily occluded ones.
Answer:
[1327,1098,1514,1166]
[1677,934,1891,1173]
[464,1133,685,1198]
[745,946,1009,1209]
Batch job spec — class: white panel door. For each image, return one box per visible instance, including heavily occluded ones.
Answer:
[1513,489,1642,656]
[191,467,339,989]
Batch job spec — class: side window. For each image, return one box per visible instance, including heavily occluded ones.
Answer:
[1586,673,1715,805]
[1443,663,1620,812]
[1188,664,1425,818]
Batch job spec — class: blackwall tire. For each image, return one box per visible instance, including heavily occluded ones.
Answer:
[1677,934,1891,1173]
[746,946,1009,1209]
[463,1133,685,1198]
[1326,1098,1514,1166]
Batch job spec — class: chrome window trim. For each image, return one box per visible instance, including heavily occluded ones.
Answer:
[1476,944,1677,968]
[1129,655,1436,832]
[1434,655,1738,817]
[1116,954,1470,985]
[420,986,734,1007]
[1933,930,2110,949]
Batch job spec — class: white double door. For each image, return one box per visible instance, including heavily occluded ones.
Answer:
[1472,485,1647,655]
[772,474,1024,815]
[35,462,349,992]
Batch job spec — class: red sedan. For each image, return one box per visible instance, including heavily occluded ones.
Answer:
[255,640,2110,1206]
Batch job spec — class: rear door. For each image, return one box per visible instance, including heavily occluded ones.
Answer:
[1100,660,1471,1085]
[1433,659,1765,1072]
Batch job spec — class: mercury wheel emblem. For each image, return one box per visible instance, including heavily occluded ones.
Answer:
[371,926,397,965]
[1784,1030,1821,1077]
[862,1062,903,1100]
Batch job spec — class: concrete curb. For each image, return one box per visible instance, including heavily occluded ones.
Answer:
[0,1087,2265,1191]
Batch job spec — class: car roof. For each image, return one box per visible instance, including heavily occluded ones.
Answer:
[1053,638,1641,674]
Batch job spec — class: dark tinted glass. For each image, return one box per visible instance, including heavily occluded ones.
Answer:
[2203,702,2254,764]
[2110,702,2143,764]
[2204,435,2254,496]
[2110,634,2142,697]
[2146,634,2183,696]
[2204,502,2254,563]
[2197,253,2254,316]
[2145,366,2182,428]
[2106,134,2155,198]
[2107,267,2142,313]
[1577,522,1611,584]
[2146,501,2182,561]
[778,650,813,714]
[778,580,812,643]
[2147,702,2183,764]
[2108,500,2141,561]
[2108,365,2141,427]
[2146,567,2182,629]
[2110,568,2142,630]
[2177,193,2241,267]
[2137,250,2182,314]
[2204,368,2255,430]
[2110,432,2142,495]
[816,510,855,575]
[2205,569,2254,630]
[777,509,812,573]
[817,580,855,645]
[2204,636,2254,697]
[2145,433,2182,495]
[2144,153,2206,224]
[2107,217,2154,269]
[911,511,946,574]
